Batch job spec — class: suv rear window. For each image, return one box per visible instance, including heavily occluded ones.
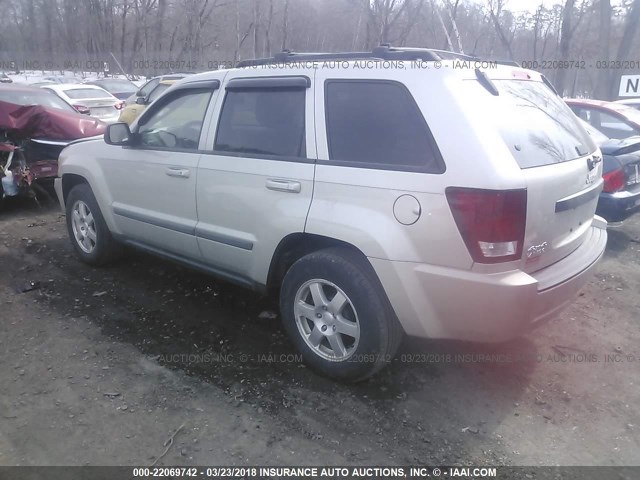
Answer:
[215,89,306,158]
[492,80,597,168]
[325,81,444,172]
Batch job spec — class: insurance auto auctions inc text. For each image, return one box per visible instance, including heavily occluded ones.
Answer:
[257,466,497,478]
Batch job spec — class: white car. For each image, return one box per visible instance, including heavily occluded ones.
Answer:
[615,98,640,111]
[54,46,608,381]
[42,84,123,124]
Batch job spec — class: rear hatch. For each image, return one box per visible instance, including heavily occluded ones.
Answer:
[487,75,603,274]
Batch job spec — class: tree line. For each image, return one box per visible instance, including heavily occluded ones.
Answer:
[0,0,638,99]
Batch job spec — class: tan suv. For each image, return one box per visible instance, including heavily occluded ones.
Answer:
[55,46,608,381]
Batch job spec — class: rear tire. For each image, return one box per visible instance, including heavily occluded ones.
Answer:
[65,183,120,266]
[280,247,403,382]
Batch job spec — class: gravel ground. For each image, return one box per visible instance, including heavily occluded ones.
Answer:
[1,194,639,467]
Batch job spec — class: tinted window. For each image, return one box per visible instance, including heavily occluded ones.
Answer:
[139,90,212,150]
[215,89,306,157]
[149,83,171,102]
[492,80,596,168]
[325,81,442,172]
[140,78,159,96]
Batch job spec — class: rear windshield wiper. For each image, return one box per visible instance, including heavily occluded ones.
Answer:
[475,68,499,96]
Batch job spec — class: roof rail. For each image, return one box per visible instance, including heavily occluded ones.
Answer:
[236,44,478,68]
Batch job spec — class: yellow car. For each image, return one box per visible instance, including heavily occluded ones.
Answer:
[118,80,177,125]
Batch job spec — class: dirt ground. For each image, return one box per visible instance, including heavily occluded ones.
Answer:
[1,192,639,468]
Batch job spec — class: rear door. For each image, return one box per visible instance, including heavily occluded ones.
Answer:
[195,70,316,286]
[489,78,603,273]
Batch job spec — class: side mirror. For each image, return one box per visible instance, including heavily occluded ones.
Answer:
[105,122,133,146]
[136,96,147,105]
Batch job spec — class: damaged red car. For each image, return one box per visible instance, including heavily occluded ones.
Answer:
[0,96,105,204]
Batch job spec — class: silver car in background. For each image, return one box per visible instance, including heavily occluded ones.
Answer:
[42,84,124,124]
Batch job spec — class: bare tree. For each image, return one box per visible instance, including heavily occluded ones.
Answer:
[281,0,290,50]
[352,0,423,47]
[554,0,590,95]
[253,0,261,58]
[488,0,515,60]
[595,0,612,99]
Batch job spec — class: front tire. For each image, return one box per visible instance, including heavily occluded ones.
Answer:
[280,248,403,382]
[65,183,120,266]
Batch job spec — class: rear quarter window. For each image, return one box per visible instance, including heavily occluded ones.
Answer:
[324,80,444,173]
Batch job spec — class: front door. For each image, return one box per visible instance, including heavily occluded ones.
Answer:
[100,83,219,260]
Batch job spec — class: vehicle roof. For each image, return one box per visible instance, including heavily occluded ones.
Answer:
[181,60,542,86]
[158,80,178,85]
[175,46,544,89]
[615,98,640,104]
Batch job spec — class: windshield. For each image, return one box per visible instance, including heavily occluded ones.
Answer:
[64,88,113,100]
[0,89,75,112]
[489,80,597,168]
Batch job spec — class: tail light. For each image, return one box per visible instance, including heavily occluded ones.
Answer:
[602,168,625,193]
[114,101,125,110]
[446,188,527,264]
[73,104,90,115]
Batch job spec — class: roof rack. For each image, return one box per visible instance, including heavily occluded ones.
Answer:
[236,44,478,68]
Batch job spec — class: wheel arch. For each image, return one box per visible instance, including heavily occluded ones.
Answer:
[61,173,90,205]
[266,233,374,296]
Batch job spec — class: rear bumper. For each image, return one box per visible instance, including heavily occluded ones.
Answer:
[597,189,640,221]
[370,217,608,342]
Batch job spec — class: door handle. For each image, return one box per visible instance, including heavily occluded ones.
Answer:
[266,179,301,193]
[165,167,190,178]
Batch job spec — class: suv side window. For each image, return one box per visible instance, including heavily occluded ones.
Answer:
[148,83,171,103]
[325,80,444,172]
[215,89,306,158]
[138,89,212,150]
[140,78,160,97]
